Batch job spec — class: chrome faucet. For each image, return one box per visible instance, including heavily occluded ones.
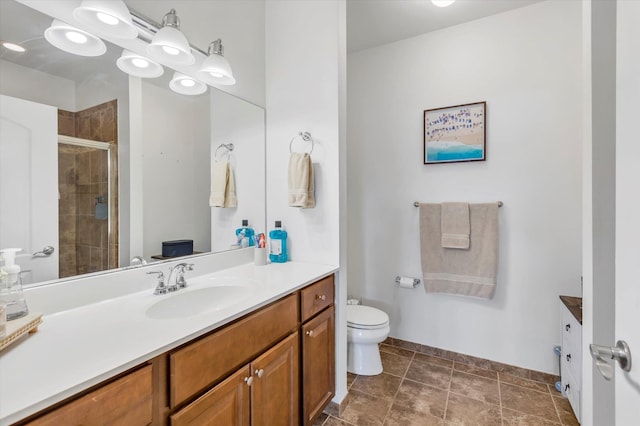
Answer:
[166,263,194,292]
[146,271,168,295]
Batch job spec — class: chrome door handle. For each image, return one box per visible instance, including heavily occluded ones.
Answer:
[32,246,54,257]
[590,340,632,380]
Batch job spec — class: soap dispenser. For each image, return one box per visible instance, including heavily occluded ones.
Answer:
[0,248,29,320]
[269,221,288,263]
[235,219,255,247]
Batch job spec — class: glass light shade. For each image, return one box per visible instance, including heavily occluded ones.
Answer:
[73,0,137,39]
[147,26,194,66]
[169,72,206,95]
[44,19,106,57]
[431,0,456,7]
[116,50,164,78]
[198,53,236,86]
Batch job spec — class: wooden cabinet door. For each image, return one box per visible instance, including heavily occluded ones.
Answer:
[251,332,299,426]
[301,306,335,425]
[27,365,153,426]
[170,366,251,426]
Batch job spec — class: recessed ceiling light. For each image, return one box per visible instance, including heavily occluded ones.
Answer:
[1,42,26,53]
[431,0,456,7]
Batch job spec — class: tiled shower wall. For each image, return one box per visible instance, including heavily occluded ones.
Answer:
[57,100,119,278]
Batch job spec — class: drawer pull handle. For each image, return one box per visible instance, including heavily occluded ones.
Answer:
[256,369,264,378]
[566,354,571,363]
[565,324,571,331]
[244,376,254,386]
[306,330,314,337]
[564,384,570,393]
[316,294,326,301]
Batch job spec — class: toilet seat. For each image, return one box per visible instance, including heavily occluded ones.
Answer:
[347,305,389,330]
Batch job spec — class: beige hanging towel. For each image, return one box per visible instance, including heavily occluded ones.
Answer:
[420,203,499,299]
[288,152,315,208]
[209,160,237,208]
[441,202,470,249]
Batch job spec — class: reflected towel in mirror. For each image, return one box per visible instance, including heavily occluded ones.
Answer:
[209,160,237,208]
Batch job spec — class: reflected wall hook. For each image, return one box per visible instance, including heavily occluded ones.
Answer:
[32,246,55,257]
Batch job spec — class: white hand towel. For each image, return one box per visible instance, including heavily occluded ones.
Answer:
[209,160,237,208]
[288,153,315,208]
[441,202,470,249]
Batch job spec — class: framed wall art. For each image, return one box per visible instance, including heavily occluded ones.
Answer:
[423,101,486,164]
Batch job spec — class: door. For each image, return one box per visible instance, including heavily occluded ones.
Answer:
[613,0,640,422]
[251,332,299,426]
[170,365,251,426]
[588,1,640,424]
[302,306,335,425]
[0,95,59,284]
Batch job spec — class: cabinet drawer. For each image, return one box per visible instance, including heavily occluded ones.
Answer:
[28,365,153,426]
[170,294,298,407]
[560,364,581,423]
[561,342,582,387]
[300,275,334,322]
[561,306,581,351]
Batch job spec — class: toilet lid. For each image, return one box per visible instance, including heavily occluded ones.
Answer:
[347,305,389,329]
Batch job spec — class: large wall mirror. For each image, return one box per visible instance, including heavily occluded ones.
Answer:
[0,0,266,286]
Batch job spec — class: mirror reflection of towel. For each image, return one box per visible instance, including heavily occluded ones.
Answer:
[209,160,237,208]
[95,202,108,220]
[288,153,315,208]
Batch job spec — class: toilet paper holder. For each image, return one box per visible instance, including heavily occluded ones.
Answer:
[395,276,420,288]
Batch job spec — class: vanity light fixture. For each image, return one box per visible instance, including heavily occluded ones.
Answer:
[147,9,194,66]
[73,0,137,39]
[116,50,164,78]
[44,19,106,57]
[169,72,207,95]
[431,0,456,7]
[1,41,26,53]
[197,39,236,86]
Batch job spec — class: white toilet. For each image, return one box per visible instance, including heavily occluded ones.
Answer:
[347,305,390,375]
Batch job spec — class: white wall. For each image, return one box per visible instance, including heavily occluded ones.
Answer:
[139,81,211,259]
[348,0,583,374]
[0,60,75,111]
[210,89,266,252]
[265,0,347,404]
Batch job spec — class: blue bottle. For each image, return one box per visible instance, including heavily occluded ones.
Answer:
[269,221,288,263]
[235,219,255,247]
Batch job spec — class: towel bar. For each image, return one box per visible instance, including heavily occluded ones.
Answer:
[413,201,503,207]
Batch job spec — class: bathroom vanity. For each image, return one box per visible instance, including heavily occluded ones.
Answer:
[559,295,582,423]
[0,260,337,426]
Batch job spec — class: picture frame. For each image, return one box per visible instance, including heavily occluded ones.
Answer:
[423,101,486,164]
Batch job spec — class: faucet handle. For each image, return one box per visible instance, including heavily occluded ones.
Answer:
[147,271,167,295]
[175,263,194,289]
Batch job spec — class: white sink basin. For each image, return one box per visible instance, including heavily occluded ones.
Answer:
[146,283,254,320]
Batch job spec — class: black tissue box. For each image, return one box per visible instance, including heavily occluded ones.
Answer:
[162,240,193,257]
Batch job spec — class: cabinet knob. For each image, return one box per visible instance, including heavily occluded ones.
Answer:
[256,369,264,378]
[244,376,254,386]
[316,294,326,301]
[306,330,314,337]
[566,354,571,363]
[565,324,571,331]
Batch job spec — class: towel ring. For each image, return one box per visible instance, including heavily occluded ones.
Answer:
[214,143,234,161]
[289,131,314,155]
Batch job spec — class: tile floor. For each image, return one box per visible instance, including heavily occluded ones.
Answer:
[315,343,580,426]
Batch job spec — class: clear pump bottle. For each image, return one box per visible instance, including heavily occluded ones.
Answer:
[0,248,29,320]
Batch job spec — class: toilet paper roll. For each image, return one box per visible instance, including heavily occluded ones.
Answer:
[396,276,418,288]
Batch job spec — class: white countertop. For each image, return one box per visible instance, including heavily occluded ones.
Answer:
[0,261,337,425]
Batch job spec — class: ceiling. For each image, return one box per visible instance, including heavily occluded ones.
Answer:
[347,0,544,52]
